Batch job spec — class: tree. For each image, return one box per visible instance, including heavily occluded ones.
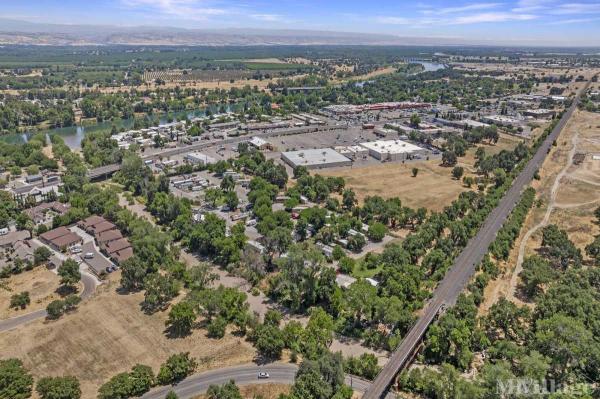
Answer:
[36,376,81,399]
[252,323,285,359]
[223,191,239,210]
[442,150,457,166]
[165,391,179,399]
[338,256,355,274]
[332,245,345,261]
[0,358,33,399]
[33,246,52,265]
[120,256,152,291]
[206,380,242,399]
[412,167,419,177]
[128,364,155,397]
[46,300,65,320]
[347,234,366,253]
[142,274,180,313]
[345,280,378,322]
[342,189,357,210]
[207,316,228,338]
[166,302,196,336]
[10,292,30,310]
[367,222,387,242]
[220,175,235,192]
[344,353,381,380]
[463,176,474,188]
[58,259,81,289]
[97,373,132,399]
[410,113,421,128]
[452,166,464,180]
[519,255,556,298]
[157,353,197,385]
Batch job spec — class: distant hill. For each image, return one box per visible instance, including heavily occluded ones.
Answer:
[0,18,478,46]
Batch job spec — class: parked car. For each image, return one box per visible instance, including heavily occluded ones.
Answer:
[71,246,82,254]
[257,372,270,379]
[84,252,94,259]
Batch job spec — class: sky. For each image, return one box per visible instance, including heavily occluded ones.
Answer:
[3,0,600,46]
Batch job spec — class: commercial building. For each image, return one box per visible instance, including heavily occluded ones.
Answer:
[334,145,369,159]
[281,148,352,170]
[360,140,427,162]
[184,152,217,166]
[434,118,490,130]
[248,136,273,150]
[523,109,556,118]
[481,115,522,127]
[322,102,430,115]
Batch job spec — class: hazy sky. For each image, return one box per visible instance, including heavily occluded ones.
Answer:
[4,0,600,46]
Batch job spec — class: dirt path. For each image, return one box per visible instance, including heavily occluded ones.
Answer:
[506,127,581,302]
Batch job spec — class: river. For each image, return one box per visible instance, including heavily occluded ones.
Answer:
[2,60,446,149]
[0,103,238,149]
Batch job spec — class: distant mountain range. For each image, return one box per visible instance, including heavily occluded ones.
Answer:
[0,18,483,46]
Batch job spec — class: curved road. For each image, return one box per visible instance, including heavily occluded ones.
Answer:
[141,363,395,399]
[0,271,97,332]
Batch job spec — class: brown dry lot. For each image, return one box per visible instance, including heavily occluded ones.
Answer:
[320,159,468,212]
[0,267,70,319]
[0,276,256,398]
[320,137,521,212]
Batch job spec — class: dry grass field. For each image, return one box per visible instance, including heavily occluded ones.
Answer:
[0,276,256,398]
[0,267,65,319]
[194,383,290,399]
[320,159,468,212]
[479,110,600,313]
[320,135,521,212]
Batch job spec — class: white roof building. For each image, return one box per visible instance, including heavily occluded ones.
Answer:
[360,140,427,161]
[281,148,352,170]
[184,152,217,165]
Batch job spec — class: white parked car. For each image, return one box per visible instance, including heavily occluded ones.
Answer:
[257,372,270,379]
[84,252,94,259]
[71,246,82,254]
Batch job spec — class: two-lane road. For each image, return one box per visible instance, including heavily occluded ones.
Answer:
[141,363,395,399]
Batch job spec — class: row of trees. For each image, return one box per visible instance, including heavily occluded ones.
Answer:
[0,358,80,399]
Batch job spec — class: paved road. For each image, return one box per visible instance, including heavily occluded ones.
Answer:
[141,363,395,399]
[362,80,593,399]
[0,271,97,333]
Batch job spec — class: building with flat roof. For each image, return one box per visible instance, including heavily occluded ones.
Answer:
[184,152,217,166]
[360,140,427,161]
[281,148,352,170]
[523,108,556,118]
[482,115,522,127]
[248,136,273,150]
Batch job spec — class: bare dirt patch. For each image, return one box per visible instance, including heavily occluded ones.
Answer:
[0,278,256,398]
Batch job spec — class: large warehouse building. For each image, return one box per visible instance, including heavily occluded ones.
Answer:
[281,148,352,170]
[360,140,427,161]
